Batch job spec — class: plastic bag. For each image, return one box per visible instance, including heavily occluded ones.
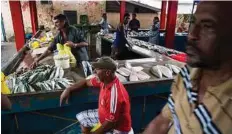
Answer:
[1,72,11,94]
[64,44,76,68]
[56,43,77,68]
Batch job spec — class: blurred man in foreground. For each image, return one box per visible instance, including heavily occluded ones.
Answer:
[143,1,232,134]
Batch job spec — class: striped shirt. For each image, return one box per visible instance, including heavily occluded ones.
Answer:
[162,65,232,134]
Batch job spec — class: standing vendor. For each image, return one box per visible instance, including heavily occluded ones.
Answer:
[148,17,160,45]
[129,13,140,32]
[30,14,91,77]
[99,13,109,34]
[111,13,131,60]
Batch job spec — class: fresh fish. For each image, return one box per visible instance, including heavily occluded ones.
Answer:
[170,64,181,74]
[157,65,173,78]
[165,64,173,74]
[117,69,129,77]
[119,67,131,76]
[54,67,61,78]
[151,66,163,78]
[136,71,150,80]
[49,69,56,79]
[129,72,139,81]
[59,68,64,78]
[115,72,127,82]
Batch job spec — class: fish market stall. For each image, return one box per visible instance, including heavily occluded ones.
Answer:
[96,34,186,62]
[96,32,187,57]
[127,30,151,42]
[2,30,184,134]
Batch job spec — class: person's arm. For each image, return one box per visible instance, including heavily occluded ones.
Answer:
[30,44,53,69]
[99,18,104,25]
[99,19,104,29]
[36,48,52,62]
[91,121,116,134]
[129,20,132,29]
[60,77,100,106]
[152,24,159,31]
[30,36,58,69]
[137,20,140,29]
[1,94,12,110]
[143,113,170,134]
[73,29,89,47]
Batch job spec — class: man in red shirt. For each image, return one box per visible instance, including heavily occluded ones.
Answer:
[60,57,133,134]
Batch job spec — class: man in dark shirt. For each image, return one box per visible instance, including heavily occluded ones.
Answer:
[129,13,140,32]
[111,13,131,60]
[31,14,90,73]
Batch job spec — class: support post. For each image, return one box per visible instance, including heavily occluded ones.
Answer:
[160,0,167,29]
[120,0,126,23]
[164,1,178,49]
[9,1,25,51]
[29,1,38,35]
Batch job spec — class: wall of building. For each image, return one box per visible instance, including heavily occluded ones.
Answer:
[1,1,105,41]
[107,13,158,29]
[1,1,14,41]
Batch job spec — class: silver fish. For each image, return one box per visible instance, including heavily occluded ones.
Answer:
[157,65,173,78]
[151,66,163,78]
[115,72,127,82]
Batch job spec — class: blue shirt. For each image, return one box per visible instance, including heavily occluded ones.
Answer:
[113,23,128,49]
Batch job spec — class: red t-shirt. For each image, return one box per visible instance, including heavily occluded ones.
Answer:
[90,76,131,132]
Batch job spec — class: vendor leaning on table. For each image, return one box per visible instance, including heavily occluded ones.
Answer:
[30,14,91,76]
[60,57,133,134]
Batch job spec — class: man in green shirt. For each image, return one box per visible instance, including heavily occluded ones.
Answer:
[31,14,92,76]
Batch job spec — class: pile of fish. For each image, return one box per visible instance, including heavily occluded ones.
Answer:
[126,37,183,55]
[128,31,151,37]
[116,67,150,82]
[150,64,181,79]
[6,65,73,94]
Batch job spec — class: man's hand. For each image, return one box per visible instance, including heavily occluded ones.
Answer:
[1,94,12,110]
[143,113,170,134]
[30,60,38,69]
[60,88,71,106]
[65,41,76,48]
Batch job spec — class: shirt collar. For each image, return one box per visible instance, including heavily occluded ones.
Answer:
[103,77,118,89]
[189,67,232,96]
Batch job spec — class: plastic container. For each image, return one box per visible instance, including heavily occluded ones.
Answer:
[53,54,70,69]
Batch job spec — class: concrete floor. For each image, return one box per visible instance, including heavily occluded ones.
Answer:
[1,42,17,67]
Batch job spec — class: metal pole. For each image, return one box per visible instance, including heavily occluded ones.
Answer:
[29,1,38,35]
[160,1,167,29]
[9,1,25,51]
[120,0,126,23]
[164,0,178,49]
